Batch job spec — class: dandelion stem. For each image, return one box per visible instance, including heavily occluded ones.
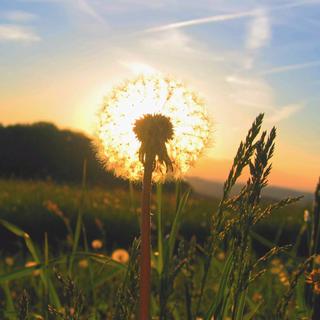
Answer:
[139,153,153,320]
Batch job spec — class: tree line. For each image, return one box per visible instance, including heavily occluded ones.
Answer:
[0,122,125,187]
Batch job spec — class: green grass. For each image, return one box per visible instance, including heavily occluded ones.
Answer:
[0,178,216,249]
[0,179,312,319]
[0,178,310,254]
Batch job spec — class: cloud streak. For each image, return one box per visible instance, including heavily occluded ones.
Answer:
[75,0,105,24]
[145,10,256,33]
[266,104,303,123]
[225,75,303,123]
[145,0,319,33]
[0,24,40,42]
[261,60,320,75]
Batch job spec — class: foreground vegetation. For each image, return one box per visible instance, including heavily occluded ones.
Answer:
[0,115,319,319]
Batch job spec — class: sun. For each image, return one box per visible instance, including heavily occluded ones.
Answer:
[94,74,211,182]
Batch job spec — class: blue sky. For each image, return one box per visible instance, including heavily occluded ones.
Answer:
[0,0,319,190]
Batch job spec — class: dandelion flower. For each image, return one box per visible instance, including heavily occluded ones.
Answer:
[279,271,290,287]
[315,255,320,265]
[111,249,129,263]
[78,259,89,268]
[217,251,225,261]
[252,292,263,302]
[5,257,14,266]
[91,239,103,250]
[94,74,211,182]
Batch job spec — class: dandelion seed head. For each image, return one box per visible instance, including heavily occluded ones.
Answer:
[94,74,211,182]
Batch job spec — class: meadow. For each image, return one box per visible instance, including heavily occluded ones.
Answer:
[0,179,310,255]
[0,115,319,320]
[0,177,317,319]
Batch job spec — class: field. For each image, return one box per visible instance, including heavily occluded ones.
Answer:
[0,178,310,254]
[0,177,317,319]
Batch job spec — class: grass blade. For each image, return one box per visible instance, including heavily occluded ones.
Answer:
[156,182,164,274]
[168,189,190,261]
[235,287,248,320]
[205,253,233,320]
[0,219,61,308]
[2,282,16,316]
[69,159,87,274]
[0,219,25,237]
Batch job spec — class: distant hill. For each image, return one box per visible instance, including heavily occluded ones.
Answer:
[186,176,314,203]
[0,122,125,187]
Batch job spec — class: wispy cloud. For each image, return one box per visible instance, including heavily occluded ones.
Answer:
[225,75,274,109]
[246,8,271,50]
[75,0,105,24]
[225,75,303,123]
[261,60,320,75]
[3,11,37,23]
[0,24,40,42]
[266,104,303,123]
[20,0,106,24]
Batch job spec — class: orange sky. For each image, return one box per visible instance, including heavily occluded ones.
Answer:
[188,156,318,192]
[1,67,318,192]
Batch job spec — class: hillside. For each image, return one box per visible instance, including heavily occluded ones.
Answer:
[0,122,125,187]
[186,176,314,203]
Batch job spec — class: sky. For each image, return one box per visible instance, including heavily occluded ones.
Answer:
[0,0,319,191]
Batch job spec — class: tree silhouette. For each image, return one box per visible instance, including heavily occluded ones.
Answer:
[0,122,125,187]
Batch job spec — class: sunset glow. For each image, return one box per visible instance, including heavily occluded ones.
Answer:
[1,0,319,191]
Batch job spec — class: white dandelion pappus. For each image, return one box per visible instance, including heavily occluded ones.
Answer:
[95,74,211,182]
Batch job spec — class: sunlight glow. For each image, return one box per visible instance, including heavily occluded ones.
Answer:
[121,61,157,75]
[94,75,211,182]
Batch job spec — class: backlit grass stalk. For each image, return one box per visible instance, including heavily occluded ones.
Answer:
[196,114,264,316]
[200,114,302,319]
